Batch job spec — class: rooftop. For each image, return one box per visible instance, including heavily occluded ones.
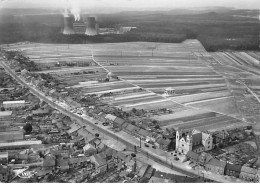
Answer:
[3,100,25,104]
[0,111,12,117]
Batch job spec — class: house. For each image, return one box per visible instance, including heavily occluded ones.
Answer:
[89,138,106,153]
[105,114,117,121]
[176,129,213,154]
[137,129,150,140]
[147,132,162,143]
[92,108,102,119]
[143,166,155,180]
[123,124,140,136]
[137,164,150,178]
[156,138,174,151]
[90,154,107,173]
[198,152,213,166]
[212,130,229,146]
[66,123,81,135]
[43,154,56,167]
[56,158,69,171]
[0,152,8,165]
[186,151,199,164]
[113,117,125,130]
[224,163,242,178]
[239,165,260,182]
[205,158,226,175]
[0,165,10,182]
[83,143,97,156]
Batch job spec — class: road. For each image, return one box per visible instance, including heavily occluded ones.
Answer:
[0,58,245,183]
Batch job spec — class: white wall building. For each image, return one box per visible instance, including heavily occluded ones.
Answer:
[176,129,213,155]
[3,100,25,109]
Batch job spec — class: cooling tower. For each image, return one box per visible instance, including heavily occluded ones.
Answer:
[85,17,98,36]
[63,15,75,35]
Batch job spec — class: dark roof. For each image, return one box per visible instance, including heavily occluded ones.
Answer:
[186,151,199,161]
[156,138,171,146]
[114,117,125,125]
[138,129,150,137]
[122,122,129,129]
[125,124,140,132]
[206,158,226,168]
[226,163,242,172]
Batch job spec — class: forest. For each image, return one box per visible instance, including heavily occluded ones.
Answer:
[0,9,259,51]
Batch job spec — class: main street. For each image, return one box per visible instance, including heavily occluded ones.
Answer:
[0,58,245,183]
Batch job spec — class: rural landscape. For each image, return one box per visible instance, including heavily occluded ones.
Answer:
[0,0,260,184]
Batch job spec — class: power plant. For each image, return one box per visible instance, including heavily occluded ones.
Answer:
[62,15,98,36]
[63,13,75,35]
[85,17,98,36]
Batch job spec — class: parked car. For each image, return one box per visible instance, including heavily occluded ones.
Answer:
[144,143,149,147]
[95,122,98,125]
[102,122,109,126]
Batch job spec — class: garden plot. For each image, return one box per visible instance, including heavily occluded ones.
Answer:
[187,96,240,117]
[170,91,232,104]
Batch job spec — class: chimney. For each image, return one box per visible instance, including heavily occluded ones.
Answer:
[85,17,98,36]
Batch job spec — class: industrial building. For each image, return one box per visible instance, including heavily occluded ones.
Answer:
[73,21,87,34]
[3,100,25,109]
[0,140,42,151]
[62,15,99,36]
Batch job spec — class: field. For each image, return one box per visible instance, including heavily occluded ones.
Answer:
[2,39,258,132]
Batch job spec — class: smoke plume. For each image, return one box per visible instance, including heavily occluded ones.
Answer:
[64,0,81,21]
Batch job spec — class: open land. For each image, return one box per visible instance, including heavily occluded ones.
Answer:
[2,39,258,133]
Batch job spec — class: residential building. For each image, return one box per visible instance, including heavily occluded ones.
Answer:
[205,158,226,175]
[198,152,213,166]
[113,117,125,130]
[0,165,10,182]
[224,163,242,178]
[186,151,199,165]
[56,158,69,171]
[156,138,174,151]
[137,129,151,140]
[176,129,213,154]
[123,124,140,136]
[0,152,8,165]
[239,165,260,182]
[90,154,107,173]
[43,154,56,167]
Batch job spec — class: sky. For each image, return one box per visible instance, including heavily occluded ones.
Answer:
[1,0,260,10]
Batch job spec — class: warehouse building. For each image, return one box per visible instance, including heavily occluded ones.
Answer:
[3,100,25,110]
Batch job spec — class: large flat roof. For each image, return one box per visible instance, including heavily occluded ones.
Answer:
[0,111,12,117]
[3,100,25,104]
[0,140,42,148]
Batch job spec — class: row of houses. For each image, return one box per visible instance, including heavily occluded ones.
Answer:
[186,151,260,182]
[84,108,175,151]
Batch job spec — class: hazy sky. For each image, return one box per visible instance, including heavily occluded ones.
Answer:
[1,0,260,9]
